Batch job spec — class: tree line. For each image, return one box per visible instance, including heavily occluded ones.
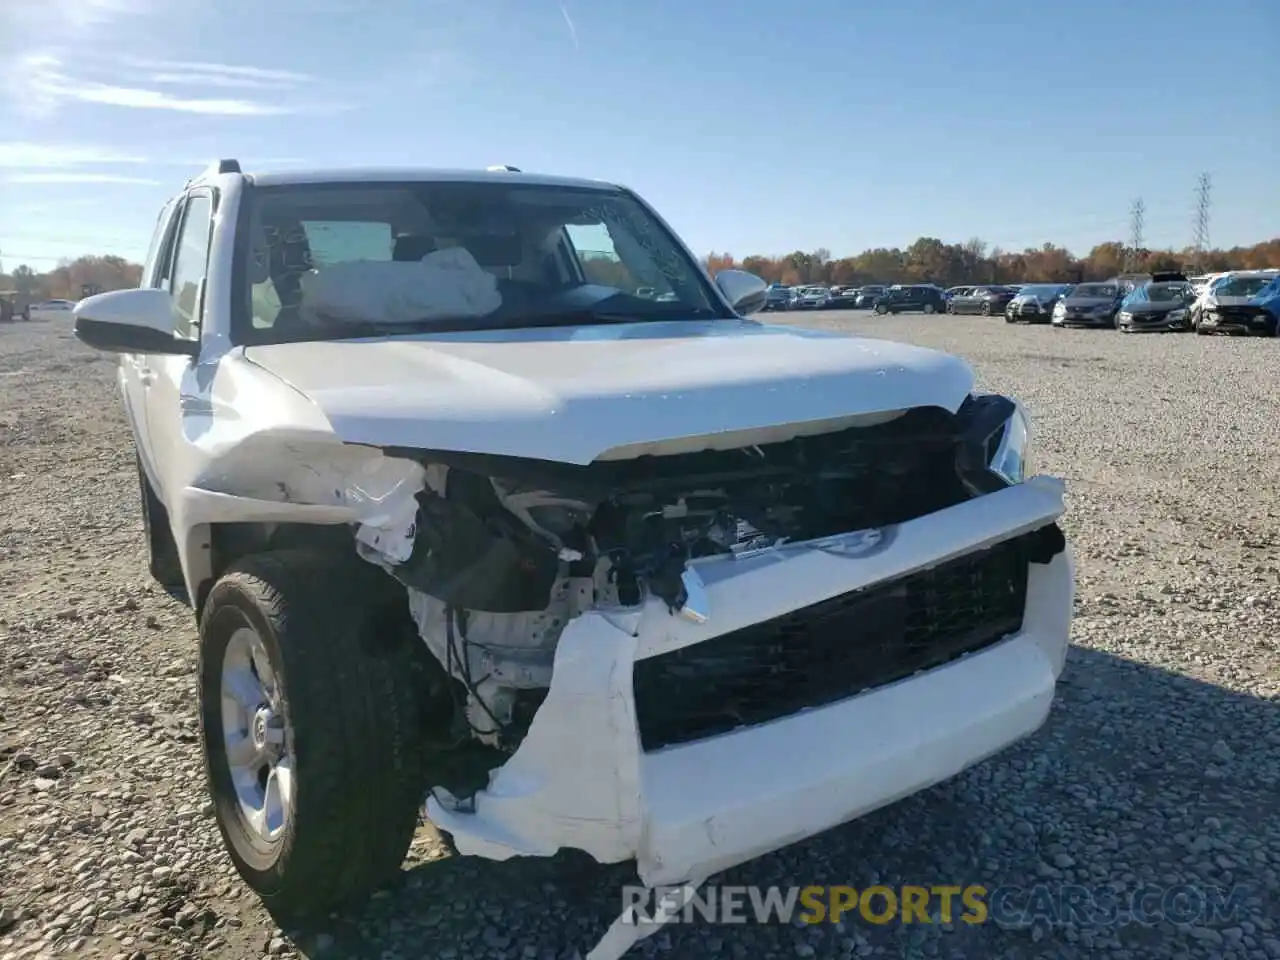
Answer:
[702,237,1280,287]
[0,254,143,300]
[3,235,1278,302]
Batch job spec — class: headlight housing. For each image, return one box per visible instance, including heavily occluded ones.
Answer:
[1053,302,1066,316]
[961,393,1032,487]
[1118,311,1132,322]
[988,401,1031,485]
[1167,308,1186,323]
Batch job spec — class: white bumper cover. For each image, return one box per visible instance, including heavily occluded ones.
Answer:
[427,476,1074,888]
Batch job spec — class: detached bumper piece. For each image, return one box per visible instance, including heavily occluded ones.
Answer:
[634,528,1053,751]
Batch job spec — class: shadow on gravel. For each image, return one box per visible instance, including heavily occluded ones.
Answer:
[279,646,1279,960]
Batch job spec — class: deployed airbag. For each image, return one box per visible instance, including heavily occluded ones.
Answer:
[298,246,502,325]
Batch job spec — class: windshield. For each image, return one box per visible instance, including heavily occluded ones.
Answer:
[236,180,726,344]
[1019,284,1068,298]
[1214,276,1274,298]
[1072,284,1118,298]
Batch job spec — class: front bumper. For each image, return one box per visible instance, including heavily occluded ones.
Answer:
[427,477,1074,888]
[1053,311,1113,327]
[1007,302,1050,322]
[1119,312,1188,332]
[1198,309,1274,335]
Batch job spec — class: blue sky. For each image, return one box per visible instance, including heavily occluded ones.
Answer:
[1,0,1276,272]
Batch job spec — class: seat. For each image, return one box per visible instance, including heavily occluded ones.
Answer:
[393,235,437,262]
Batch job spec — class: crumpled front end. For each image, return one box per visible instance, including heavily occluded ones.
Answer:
[423,477,1072,887]
[344,394,1073,891]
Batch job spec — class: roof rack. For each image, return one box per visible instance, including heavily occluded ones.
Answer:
[187,158,242,187]
[486,164,522,172]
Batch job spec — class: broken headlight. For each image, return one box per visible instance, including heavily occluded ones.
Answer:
[988,400,1031,485]
[955,393,1032,493]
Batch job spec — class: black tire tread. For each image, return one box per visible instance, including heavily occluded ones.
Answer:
[199,549,424,920]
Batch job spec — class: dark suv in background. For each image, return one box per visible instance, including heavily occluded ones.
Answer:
[873,285,948,315]
[854,285,886,308]
[947,285,1019,316]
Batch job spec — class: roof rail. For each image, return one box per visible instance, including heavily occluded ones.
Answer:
[187,158,242,187]
[486,164,522,172]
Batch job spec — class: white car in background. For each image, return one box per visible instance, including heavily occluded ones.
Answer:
[70,159,1074,960]
[28,299,77,322]
[1191,270,1280,330]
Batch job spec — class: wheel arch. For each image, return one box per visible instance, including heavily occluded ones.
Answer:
[191,521,391,621]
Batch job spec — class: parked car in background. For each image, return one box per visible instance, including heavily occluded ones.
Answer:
[944,286,973,301]
[873,285,948,315]
[763,284,796,312]
[794,285,833,310]
[0,292,35,322]
[948,285,1018,316]
[827,286,861,308]
[28,299,77,322]
[1005,284,1073,324]
[1196,272,1280,336]
[1051,282,1126,329]
[1190,270,1279,330]
[1116,277,1196,333]
[854,285,886,309]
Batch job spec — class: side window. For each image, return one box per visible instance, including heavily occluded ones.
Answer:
[141,200,179,289]
[169,194,214,339]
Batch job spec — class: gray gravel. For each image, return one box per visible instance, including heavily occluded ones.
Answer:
[1,312,1278,960]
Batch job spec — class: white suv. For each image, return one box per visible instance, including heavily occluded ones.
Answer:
[73,160,1073,959]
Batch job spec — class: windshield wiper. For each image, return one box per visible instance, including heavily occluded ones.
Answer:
[270,304,723,341]
[494,304,722,330]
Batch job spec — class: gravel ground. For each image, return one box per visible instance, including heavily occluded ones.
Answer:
[1,311,1278,960]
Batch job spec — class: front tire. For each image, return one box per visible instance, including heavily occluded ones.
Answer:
[923,302,936,315]
[981,302,992,317]
[199,550,426,921]
[875,303,889,315]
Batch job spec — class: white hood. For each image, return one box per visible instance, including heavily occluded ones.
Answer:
[243,319,975,464]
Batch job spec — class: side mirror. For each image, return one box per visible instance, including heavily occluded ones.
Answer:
[714,269,769,315]
[74,289,197,357]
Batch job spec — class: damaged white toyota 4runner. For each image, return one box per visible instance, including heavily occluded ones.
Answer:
[75,160,1073,957]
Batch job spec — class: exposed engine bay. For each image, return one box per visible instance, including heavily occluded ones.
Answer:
[355,395,1021,775]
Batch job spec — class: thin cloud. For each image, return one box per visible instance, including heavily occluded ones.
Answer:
[59,81,293,116]
[7,172,160,184]
[0,0,147,33]
[144,71,301,90]
[0,141,147,167]
[559,3,580,50]
[121,58,316,85]
[16,54,324,117]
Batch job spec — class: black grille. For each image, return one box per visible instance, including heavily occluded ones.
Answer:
[633,531,1036,752]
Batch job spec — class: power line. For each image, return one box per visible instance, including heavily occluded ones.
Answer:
[1192,173,1212,267]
